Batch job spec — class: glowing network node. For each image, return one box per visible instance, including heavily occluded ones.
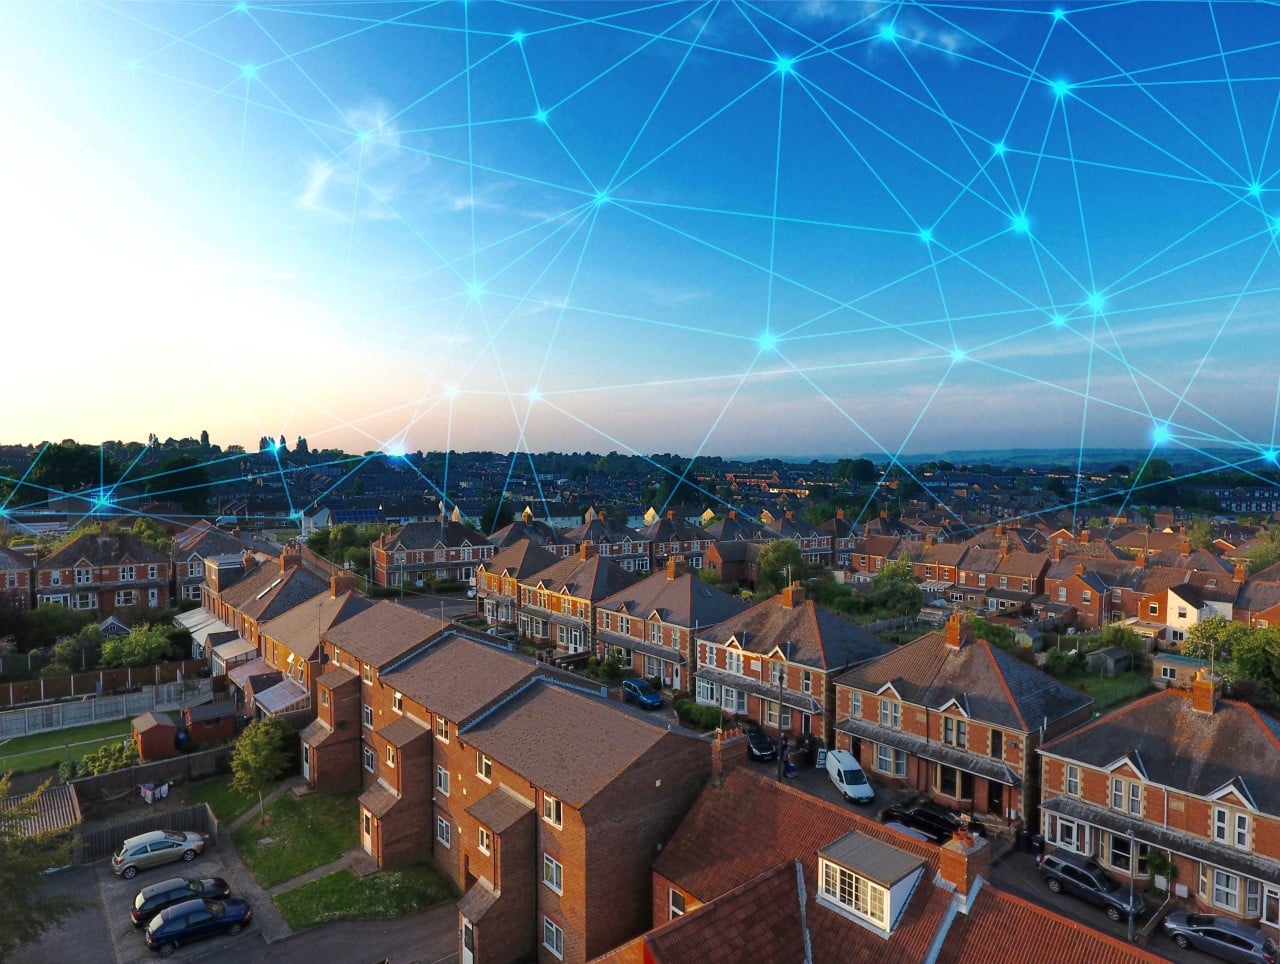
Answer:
[757,330,778,353]
[774,56,795,76]
[1152,424,1171,445]
[443,384,459,400]
[527,388,542,403]
[241,63,258,80]
[1010,212,1029,233]
[1051,313,1066,327]
[593,190,610,207]
[992,141,1006,156]
[919,227,934,244]
[1051,79,1071,98]
[533,109,548,124]
[234,1,249,11]
[466,280,484,301]
[1052,8,1066,20]
[1086,291,1106,313]
[1272,215,1280,234]
[878,25,897,42]
[1264,448,1279,463]
[511,31,525,45]
[950,347,966,363]
[1248,182,1263,198]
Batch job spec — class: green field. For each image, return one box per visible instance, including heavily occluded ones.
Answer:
[0,719,134,775]
[186,774,258,823]
[273,864,455,930]
[1060,670,1153,711]
[233,791,358,887]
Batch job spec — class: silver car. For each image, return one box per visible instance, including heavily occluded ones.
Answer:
[1161,913,1278,963]
[111,830,207,879]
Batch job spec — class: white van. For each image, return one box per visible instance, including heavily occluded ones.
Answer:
[825,749,875,804]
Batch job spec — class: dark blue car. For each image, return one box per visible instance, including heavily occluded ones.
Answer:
[622,678,662,709]
[145,897,252,957]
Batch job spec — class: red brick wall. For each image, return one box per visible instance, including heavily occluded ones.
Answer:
[464,808,538,964]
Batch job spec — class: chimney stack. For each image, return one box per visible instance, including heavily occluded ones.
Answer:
[1135,551,1146,569]
[667,509,676,521]
[945,612,966,649]
[1234,562,1246,584]
[1180,537,1190,555]
[1191,669,1221,714]
[280,547,301,573]
[727,510,737,521]
[666,556,688,581]
[330,571,357,598]
[579,541,597,561]
[836,508,845,521]
[1079,529,1090,544]
[710,726,748,788]
[939,830,990,908]
[781,581,805,609]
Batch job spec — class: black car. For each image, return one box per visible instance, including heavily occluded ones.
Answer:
[880,803,986,844]
[144,897,252,957]
[746,729,776,761]
[131,877,231,927]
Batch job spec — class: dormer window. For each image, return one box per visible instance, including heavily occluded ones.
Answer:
[820,860,887,929]
[726,650,743,675]
[816,832,924,937]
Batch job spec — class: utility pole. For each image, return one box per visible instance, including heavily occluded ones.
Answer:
[1127,828,1137,942]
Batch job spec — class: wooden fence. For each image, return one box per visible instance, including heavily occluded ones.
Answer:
[74,802,219,864]
[0,659,207,709]
[0,677,213,740]
[69,746,233,814]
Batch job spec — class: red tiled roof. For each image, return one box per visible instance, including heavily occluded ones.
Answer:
[935,884,1164,964]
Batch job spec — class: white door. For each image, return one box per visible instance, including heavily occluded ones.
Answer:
[673,664,681,691]
[461,917,475,964]
[301,743,310,782]
[361,810,373,854]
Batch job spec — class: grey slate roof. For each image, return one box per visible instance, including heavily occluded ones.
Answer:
[261,590,373,660]
[597,570,747,629]
[526,553,638,601]
[466,785,534,834]
[698,594,888,671]
[380,632,537,724]
[1041,688,1280,817]
[835,628,1092,732]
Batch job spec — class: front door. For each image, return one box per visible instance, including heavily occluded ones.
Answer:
[361,810,373,854]
[301,743,311,782]
[987,779,1003,817]
[461,917,475,964]
[673,663,681,691]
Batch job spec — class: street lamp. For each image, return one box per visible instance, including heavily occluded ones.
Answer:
[1127,828,1137,942]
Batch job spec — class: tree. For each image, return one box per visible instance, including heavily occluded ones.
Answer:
[232,716,291,824]
[872,554,914,587]
[757,539,806,598]
[27,442,121,496]
[1246,529,1280,575]
[21,603,94,651]
[833,458,877,484]
[101,624,174,668]
[480,499,514,534]
[0,774,77,958]
[146,454,211,514]
[968,615,1014,651]
[1186,518,1215,553]
[130,517,172,551]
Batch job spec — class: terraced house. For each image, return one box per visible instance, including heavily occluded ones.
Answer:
[371,507,494,589]
[35,524,171,613]
[0,542,32,611]
[516,543,638,657]
[476,540,561,630]
[833,614,1093,829]
[1038,672,1280,935]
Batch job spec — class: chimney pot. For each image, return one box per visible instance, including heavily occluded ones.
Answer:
[1191,669,1222,714]
[940,830,990,901]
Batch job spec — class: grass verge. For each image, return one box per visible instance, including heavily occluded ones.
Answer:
[1060,670,1153,710]
[186,774,257,823]
[233,792,358,888]
[274,864,455,930]
[0,719,133,774]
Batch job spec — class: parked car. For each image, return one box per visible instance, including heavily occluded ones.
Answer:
[111,830,208,880]
[1161,913,1278,963]
[131,877,231,927]
[746,729,776,762]
[825,749,874,804]
[145,897,252,957]
[1036,850,1144,922]
[880,803,986,844]
[621,678,662,709]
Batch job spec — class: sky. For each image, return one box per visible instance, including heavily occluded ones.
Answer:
[4,0,1280,470]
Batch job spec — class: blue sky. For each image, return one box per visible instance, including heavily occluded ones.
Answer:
[4,0,1280,467]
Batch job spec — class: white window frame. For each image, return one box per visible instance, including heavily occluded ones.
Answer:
[385,745,395,767]
[1160,665,1176,680]
[542,853,563,894]
[876,744,906,777]
[436,816,451,848]
[435,765,449,796]
[477,752,492,783]
[725,650,743,675]
[362,745,374,772]
[435,716,449,742]
[542,917,564,960]
[362,705,373,729]
[669,888,686,919]
[850,692,861,718]
[818,858,889,930]
[478,827,491,855]
[879,699,901,730]
[543,794,563,828]
[1065,764,1080,796]
[392,691,403,713]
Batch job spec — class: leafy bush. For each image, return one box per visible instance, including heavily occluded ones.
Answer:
[598,657,621,684]
[1042,648,1082,677]
[675,699,723,730]
[78,739,141,775]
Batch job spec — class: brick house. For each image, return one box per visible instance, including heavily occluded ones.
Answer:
[595,557,747,694]
[516,544,638,655]
[701,539,760,592]
[561,508,651,574]
[1233,576,1280,629]
[298,602,446,794]
[818,508,857,568]
[371,509,494,589]
[205,547,329,650]
[1038,673,1280,933]
[761,510,832,567]
[638,509,713,572]
[455,679,711,964]
[172,520,245,602]
[693,582,889,748]
[36,525,172,614]
[596,765,1161,964]
[476,539,560,629]
[833,614,1094,828]
[489,506,575,558]
[0,543,32,612]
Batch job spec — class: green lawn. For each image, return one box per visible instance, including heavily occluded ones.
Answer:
[233,792,358,888]
[273,864,456,930]
[186,775,257,823]
[1060,670,1153,710]
[0,719,133,775]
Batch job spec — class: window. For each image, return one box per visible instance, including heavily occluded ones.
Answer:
[937,765,973,800]
[879,699,901,730]
[726,650,743,675]
[770,662,783,686]
[543,853,563,893]
[542,918,564,960]
[645,654,659,678]
[1082,590,1092,604]
[1110,777,1141,815]
[1266,886,1280,927]
[669,889,686,919]
[477,752,492,782]
[649,622,662,644]
[362,665,373,684]
[802,670,812,694]
[696,677,715,703]
[1201,866,1240,912]
[362,745,374,772]
[50,571,61,586]
[618,615,630,635]
[850,692,862,719]
[819,859,888,929]
[478,827,491,855]
[943,717,967,748]
[1057,587,1067,602]
[436,816,451,848]
[148,565,158,579]
[392,691,403,713]
[1177,606,1188,619]
[1065,765,1080,796]
[543,794,563,828]
[385,745,395,767]
[876,744,906,776]
[1235,811,1250,848]
[765,701,791,729]
[1108,834,1149,875]
[115,590,137,607]
[1160,665,1176,680]
[1212,807,1249,847]
[362,705,373,729]
[990,730,1003,759]
[121,565,135,581]
[435,716,449,742]
[189,560,203,577]
[436,765,449,795]
[720,687,746,713]
[977,573,986,587]
[75,567,92,585]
